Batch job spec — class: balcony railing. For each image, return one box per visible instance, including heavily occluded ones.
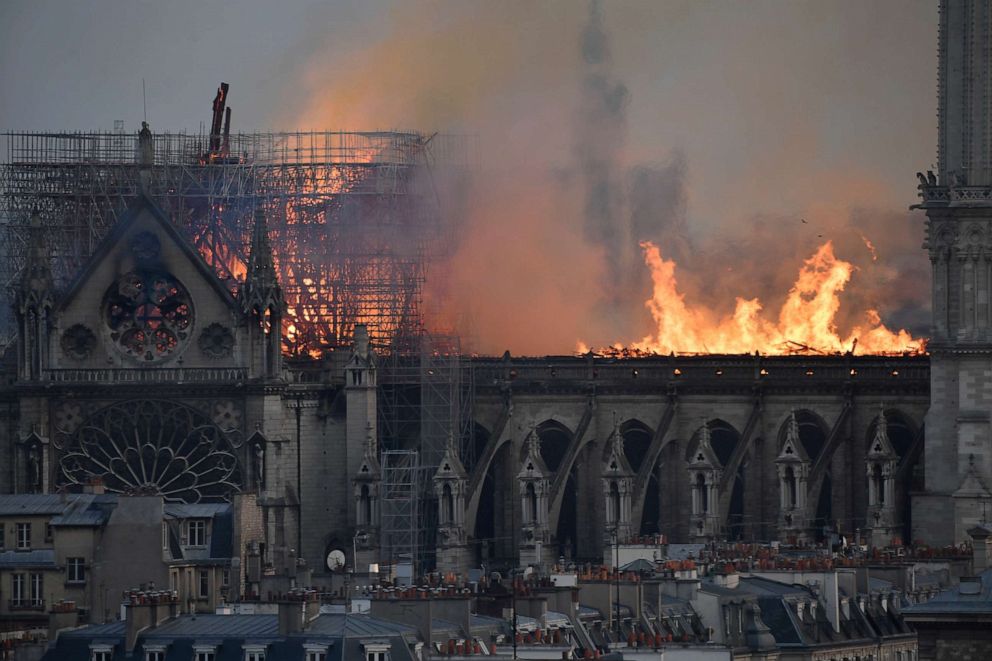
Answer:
[8,599,45,611]
[44,368,248,384]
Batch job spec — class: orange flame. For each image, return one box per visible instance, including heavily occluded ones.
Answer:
[586,240,924,356]
[861,234,878,262]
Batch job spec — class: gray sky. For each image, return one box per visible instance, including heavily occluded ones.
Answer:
[0,0,939,353]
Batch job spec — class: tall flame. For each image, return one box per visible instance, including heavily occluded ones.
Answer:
[595,240,924,356]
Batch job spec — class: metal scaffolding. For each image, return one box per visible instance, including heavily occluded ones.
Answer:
[0,128,470,354]
[377,330,475,573]
[379,449,422,579]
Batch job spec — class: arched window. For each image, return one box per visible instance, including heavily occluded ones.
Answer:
[526,483,538,523]
[696,473,708,514]
[785,466,797,508]
[609,481,621,523]
[872,464,884,505]
[360,484,372,525]
[442,483,454,524]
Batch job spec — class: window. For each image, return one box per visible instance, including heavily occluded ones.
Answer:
[16,522,30,550]
[11,573,25,606]
[198,569,210,599]
[30,572,43,606]
[188,519,206,546]
[145,650,165,661]
[0,523,5,550]
[222,568,230,589]
[91,648,113,661]
[194,648,216,661]
[67,557,86,584]
[363,644,391,661]
[45,523,53,542]
[305,651,327,661]
[244,647,266,661]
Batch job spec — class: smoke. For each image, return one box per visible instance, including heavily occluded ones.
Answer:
[287,0,934,356]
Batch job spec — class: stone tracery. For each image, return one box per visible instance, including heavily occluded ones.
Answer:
[57,399,242,502]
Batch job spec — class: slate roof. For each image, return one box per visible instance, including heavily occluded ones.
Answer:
[47,613,420,661]
[0,493,119,525]
[903,569,992,615]
[50,494,118,526]
[0,494,71,516]
[0,549,56,568]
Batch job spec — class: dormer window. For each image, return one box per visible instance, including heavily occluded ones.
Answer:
[363,642,391,661]
[243,644,267,661]
[90,644,114,661]
[144,645,167,661]
[193,644,217,661]
[304,644,330,661]
[187,519,206,547]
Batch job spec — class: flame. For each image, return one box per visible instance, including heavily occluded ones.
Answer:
[585,240,924,356]
[861,234,878,262]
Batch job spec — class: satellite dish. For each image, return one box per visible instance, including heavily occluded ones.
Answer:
[326,549,346,572]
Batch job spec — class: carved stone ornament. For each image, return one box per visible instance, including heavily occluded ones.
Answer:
[198,322,235,359]
[61,324,97,360]
[129,231,161,262]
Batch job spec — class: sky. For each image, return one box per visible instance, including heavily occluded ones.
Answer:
[0,0,938,355]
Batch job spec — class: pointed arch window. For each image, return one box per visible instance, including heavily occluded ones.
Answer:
[441,483,454,524]
[872,464,885,505]
[696,473,708,514]
[785,466,797,508]
[525,482,538,523]
[609,481,621,523]
[359,484,372,525]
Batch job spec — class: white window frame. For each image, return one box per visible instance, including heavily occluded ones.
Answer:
[363,642,391,661]
[16,522,30,550]
[193,645,217,661]
[90,645,113,661]
[67,556,86,584]
[144,647,167,661]
[187,519,207,547]
[30,572,43,606]
[198,569,210,599]
[243,645,267,661]
[11,573,25,606]
[304,643,330,661]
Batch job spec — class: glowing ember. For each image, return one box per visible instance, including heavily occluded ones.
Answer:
[861,234,879,262]
[582,241,924,356]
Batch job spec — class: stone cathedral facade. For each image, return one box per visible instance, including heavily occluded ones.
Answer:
[3,0,990,579]
[913,0,992,545]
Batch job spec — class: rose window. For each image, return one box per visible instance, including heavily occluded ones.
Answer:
[58,400,242,503]
[103,270,193,362]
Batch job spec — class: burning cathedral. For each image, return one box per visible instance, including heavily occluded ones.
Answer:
[0,0,988,579]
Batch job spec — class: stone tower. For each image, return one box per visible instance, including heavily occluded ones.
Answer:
[915,0,992,543]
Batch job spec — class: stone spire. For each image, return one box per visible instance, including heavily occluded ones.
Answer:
[609,411,624,457]
[869,405,895,459]
[786,409,801,447]
[240,202,283,315]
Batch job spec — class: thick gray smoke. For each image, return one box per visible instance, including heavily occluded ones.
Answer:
[287,0,934,355]
[574,1,691,335]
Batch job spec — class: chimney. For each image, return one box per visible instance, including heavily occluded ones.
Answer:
[124,590,179,653]
[277,589,319,636]
[967,524,992,573]
[48,600,80,641]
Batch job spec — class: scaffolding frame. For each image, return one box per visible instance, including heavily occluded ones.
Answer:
[379,449,422,578]
[0,129,471,353]
[377,330,475,573]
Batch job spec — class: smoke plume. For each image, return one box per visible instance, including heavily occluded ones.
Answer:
[288,1,934,356]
